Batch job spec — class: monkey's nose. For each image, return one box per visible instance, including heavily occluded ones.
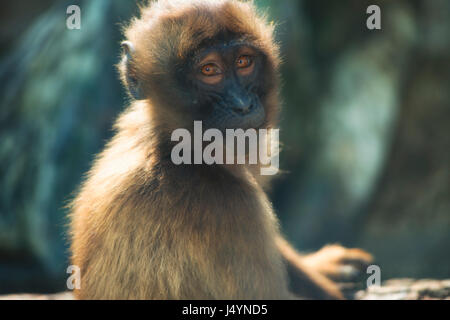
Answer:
[232,100,253,115]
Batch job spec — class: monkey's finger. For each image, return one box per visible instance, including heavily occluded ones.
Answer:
[336,248,374,269]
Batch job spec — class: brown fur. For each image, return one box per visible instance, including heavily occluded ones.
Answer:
[70,0,371,300]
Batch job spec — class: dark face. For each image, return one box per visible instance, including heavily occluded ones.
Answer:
[182,40,267,131]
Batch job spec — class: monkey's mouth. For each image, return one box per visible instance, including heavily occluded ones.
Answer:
[231,105,266,130]
[205,104,266,131]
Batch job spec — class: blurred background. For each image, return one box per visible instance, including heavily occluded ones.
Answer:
[0,0,448,294]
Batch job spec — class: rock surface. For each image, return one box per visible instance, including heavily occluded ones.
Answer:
[355,278,450,300]
[0,279,449,300]
[0,291,73,300]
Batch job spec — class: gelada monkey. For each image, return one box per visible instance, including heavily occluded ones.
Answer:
[70,0,372,299]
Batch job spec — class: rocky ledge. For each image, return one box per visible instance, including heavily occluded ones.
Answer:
[0,279,449,300]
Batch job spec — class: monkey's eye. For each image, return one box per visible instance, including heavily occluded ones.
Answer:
[200,63,222,76]
[236,55,253,69]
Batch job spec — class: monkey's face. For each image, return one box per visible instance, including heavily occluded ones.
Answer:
[182,40,269,131]
[119,0,280,134]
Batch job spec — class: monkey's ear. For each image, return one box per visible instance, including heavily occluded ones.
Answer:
[120,41,143,100]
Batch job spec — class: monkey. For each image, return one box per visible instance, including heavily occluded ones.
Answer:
[69,0,372,300]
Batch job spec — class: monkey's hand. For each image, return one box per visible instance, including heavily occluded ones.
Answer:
[302,244,373,284]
